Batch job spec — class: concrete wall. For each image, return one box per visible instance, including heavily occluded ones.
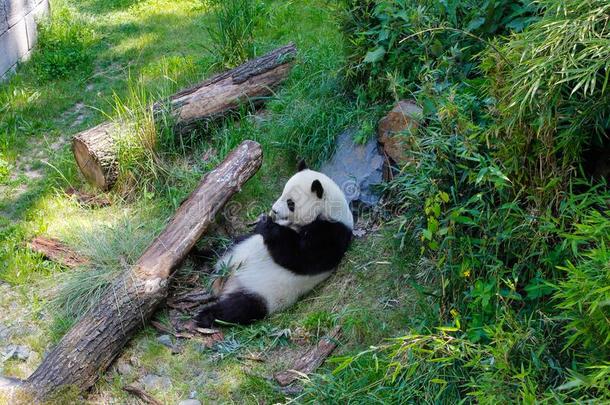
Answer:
[0,0,50,80]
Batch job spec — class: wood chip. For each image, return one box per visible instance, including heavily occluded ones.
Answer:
[28,237,89,268]
[274,326,342,386]
[123,385,162,405]
[238,352,265,362]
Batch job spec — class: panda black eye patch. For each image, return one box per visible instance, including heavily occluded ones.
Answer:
[287,199,295,212]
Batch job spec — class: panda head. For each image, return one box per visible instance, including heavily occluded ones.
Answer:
[270,160,354,230]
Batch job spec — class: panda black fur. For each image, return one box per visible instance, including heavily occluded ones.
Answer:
[194,161,353,327]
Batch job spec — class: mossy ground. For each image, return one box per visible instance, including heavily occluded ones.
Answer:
[0,0,422,403]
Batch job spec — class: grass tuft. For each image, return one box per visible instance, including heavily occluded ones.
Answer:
[205,0,262,68]
[30,5,98,81]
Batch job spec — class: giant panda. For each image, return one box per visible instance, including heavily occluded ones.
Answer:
[194,160,353,327]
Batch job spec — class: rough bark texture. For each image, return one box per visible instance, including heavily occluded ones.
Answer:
[28,237,89,268]
[274,326,342,386]
[165,43,297,130]
[22,140,263,399]
[72,122,119,191]
[73,44,296,190]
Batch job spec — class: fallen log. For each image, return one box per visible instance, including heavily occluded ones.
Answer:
[274,326,342,386]
[28,237,89,268]
[74,44,296,190]
[1,141,263,400]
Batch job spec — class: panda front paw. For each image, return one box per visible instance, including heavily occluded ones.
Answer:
[254,214,275,234]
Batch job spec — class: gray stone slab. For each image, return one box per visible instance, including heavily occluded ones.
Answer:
[0,62,17,82]
[6,0,39,27]
[26,0,48,49]
[24,10,35,49]
[0,17,28,76]
[320,128,384,207]
[5,0,28,27]
[0,1,8,34]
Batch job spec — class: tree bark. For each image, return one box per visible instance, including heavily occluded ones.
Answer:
[19,140,263,399]
[73,44,296,190]
[163,43,297,130]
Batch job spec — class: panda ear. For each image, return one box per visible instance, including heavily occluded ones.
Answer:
[297,159,308,172]
[311,180,324,199]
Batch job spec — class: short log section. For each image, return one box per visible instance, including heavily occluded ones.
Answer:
[73,122,119,191]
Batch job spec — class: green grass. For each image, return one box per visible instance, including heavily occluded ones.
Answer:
[0,0,424,403]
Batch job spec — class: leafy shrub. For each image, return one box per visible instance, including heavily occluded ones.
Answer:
[341,0,538,100]
[555,211,610,358]
[340,1,610,401]
[303,325,570,403]
[30,7,97,81]
[303,333,469,403]
[482,0,610,192]
[386,88,610,340]
[205,0,262,68]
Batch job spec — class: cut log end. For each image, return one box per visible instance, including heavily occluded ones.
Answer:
[72,123,119,191]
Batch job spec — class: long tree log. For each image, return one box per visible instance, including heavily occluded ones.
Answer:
[5,140,263,400]
[74,44,296,190]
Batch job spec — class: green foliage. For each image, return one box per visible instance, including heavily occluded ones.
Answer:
[205,0,262,68]
[341,0,538,100]
[30,7,97,81]
[303,333,468,403]
[482,0,610,191]
[554,211,610,357]
[0,154,10,183]
[343,0,610,402]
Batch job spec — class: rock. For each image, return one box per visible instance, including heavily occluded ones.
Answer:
[377,100,423,165]
[115,359,133,375]
[189,390,198,399]
[141,374,172,391]
[0,324,10,340]
[1,345,31,361]
[178,400,202,405]
[14,345,31,361]
[320,128,384,207]
[157,334,173,349]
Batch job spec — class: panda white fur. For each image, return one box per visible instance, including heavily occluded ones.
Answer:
[194,160,353,327]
